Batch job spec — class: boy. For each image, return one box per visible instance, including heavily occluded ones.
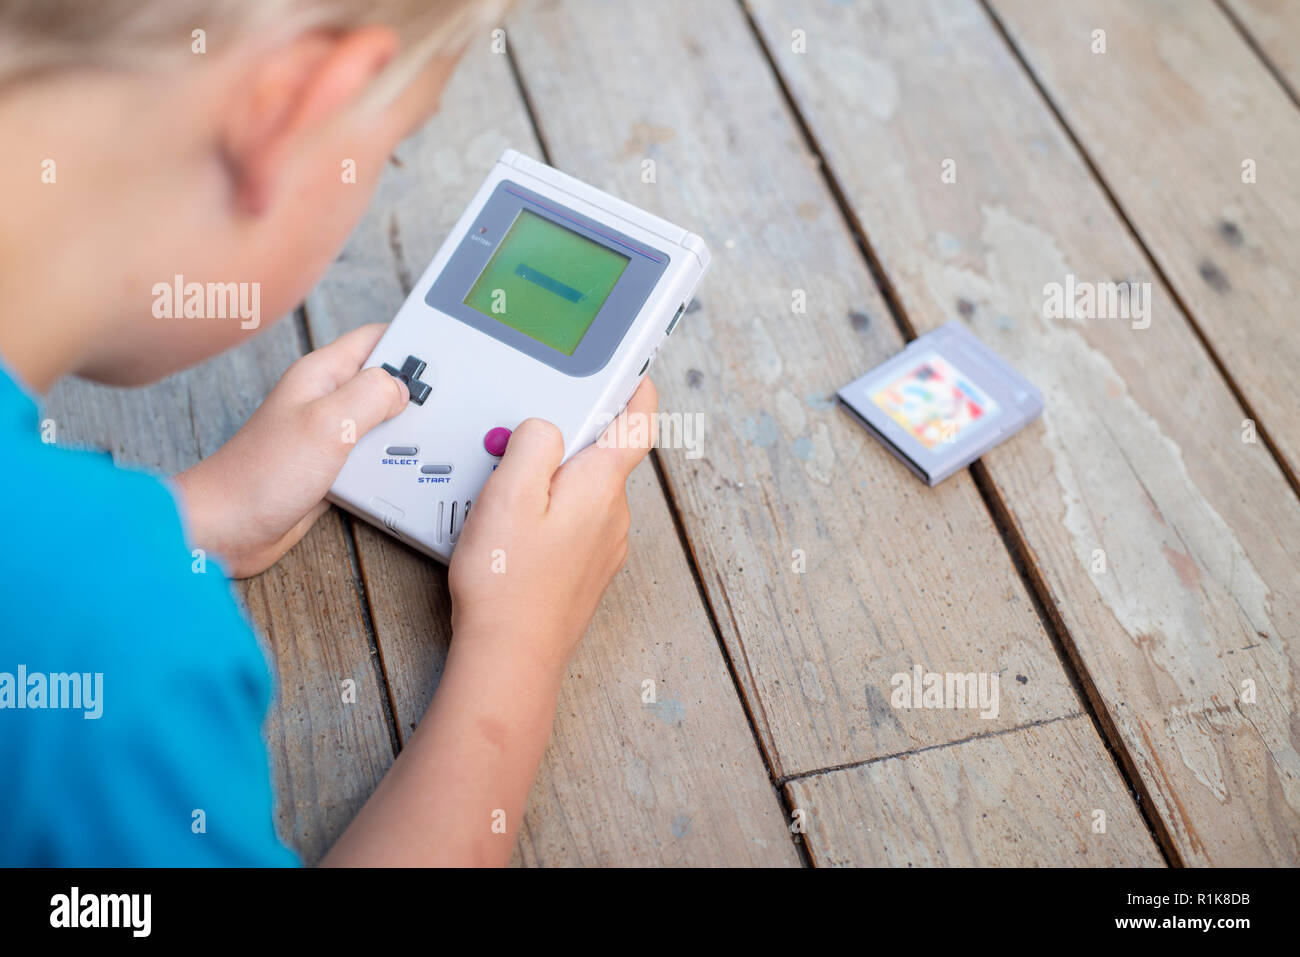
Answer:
[0,0,656,865]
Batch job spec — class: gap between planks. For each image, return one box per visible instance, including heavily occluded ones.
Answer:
[737,0,1177,866]
[295,303,403,759]
[1212,0,1300,110]
[777,710,1086,786]
[649,450,814,867]
[339,509,403,758]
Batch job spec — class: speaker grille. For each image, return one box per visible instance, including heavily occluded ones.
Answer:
[433,500,472,545]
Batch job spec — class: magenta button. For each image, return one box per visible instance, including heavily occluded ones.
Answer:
[484,427,512,456]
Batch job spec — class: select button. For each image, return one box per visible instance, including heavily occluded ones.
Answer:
[386,445,419,456]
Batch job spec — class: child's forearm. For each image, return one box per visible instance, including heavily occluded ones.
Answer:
[322,628,564,867]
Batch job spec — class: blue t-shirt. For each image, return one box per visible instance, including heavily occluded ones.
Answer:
[0,363,298,866]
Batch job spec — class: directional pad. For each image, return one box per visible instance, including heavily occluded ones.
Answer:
[381,355,432,406]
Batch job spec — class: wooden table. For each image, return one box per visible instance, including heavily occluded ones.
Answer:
[47,0,1299,866]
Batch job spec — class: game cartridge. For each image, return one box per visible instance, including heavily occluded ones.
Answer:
[837,320,1043,486]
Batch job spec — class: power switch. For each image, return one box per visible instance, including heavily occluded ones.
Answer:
[666,303,686,336]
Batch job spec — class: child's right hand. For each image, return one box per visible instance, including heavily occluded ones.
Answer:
[327,378,658,867]
[447,377,658,675]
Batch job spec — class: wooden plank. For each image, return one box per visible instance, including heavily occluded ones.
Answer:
[988,0,1300,483]
[787,717,1162,866]
[43,319,396,863]
[1221,0,1300,99]
[749,0,1300,865]
[305,40,798,865]
[508,0,1103,771]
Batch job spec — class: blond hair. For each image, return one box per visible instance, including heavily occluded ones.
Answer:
[0,0,513,104]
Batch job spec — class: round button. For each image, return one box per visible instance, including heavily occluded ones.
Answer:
[483,427,512,456]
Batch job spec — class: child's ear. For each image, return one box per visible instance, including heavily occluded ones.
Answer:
[220,26,399,216]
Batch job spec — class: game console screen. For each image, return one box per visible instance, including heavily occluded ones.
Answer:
[464,209,630,355]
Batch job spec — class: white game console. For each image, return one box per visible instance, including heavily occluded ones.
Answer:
[328,150,710,563]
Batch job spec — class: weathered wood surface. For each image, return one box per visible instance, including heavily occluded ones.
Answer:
[749,0,1300,865]
[1221,0,1300,99]
[507,0,1156,863]
[305,39,799,866]
[40,0,1300,866]
[989,0,1300,484]
[44,319,396,864]
[786,716,1162,866]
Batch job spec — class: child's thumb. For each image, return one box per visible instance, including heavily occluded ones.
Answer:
[486,418,565,510]
[312,367,408,449]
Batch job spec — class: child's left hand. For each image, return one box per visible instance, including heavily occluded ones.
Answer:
[174,323,408,578]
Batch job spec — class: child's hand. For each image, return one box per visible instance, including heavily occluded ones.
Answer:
[175,324,408,578]
[447,377,658,675]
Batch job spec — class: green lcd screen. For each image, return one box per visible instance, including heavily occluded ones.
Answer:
[463,209,631,356]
